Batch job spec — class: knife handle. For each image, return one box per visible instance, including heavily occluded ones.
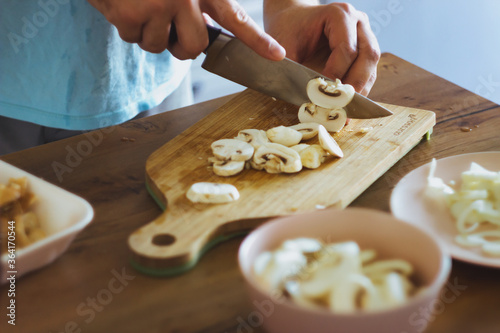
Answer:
[168,23,222,53]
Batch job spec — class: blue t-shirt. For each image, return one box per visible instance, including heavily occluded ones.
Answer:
[0,0,191,130]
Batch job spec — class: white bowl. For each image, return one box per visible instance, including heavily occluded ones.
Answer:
[238,208,451,333]
[1,160,94,282]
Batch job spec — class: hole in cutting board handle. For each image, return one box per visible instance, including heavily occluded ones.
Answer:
[152,234,176,246]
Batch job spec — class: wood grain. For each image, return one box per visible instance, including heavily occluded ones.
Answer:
[128,90,434,271]
[1,54,499,333]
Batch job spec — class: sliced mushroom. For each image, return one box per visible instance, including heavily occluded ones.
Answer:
[289,123,320,140]
[186,182,240,203]
[253,143,302,174]
[298,103,319,122]
[212,160,245,177]
[318,125,343,158]
[306,77,355,109]
[211,138,254,162]
[290,143,310,153]
[325,108,348,133]
[266,126,302,147]
[234,129,269,149]
[248,160,265,171]
[299,144,327,169]
[298,104,347,133]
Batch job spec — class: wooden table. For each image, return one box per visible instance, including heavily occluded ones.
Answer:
[1,53,499,333]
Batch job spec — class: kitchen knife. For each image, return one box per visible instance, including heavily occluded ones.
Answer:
[170,24,392,119]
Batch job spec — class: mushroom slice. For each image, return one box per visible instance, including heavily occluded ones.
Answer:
[298,104,347,133]
[289,123,320,140]
[318,125,343,158]
[306,77,355,109]
[249,160,265,171]
[299,144,327,169]
[258,157,283,174]
[211,138,254,162]
[212,160,245,177]
[298,103,319,123]
[186,182,240,204]
[290,144,310,153]
[253,143,302,173]
[325,108,348,133]
[235,129,269,149]
[266,126,302,147]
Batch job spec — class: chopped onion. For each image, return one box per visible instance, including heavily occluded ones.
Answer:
[425,160,500,256]
[252,239,418,312]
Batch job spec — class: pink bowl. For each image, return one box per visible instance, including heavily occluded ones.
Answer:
[238,208,451,333]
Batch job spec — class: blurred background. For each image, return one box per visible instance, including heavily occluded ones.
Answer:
[191,0,500,106]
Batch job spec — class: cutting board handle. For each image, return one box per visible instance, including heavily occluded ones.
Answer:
[127,209,265,276]
[128,209,212,274]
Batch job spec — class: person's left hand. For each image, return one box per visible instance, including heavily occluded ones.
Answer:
[264,1,380,96]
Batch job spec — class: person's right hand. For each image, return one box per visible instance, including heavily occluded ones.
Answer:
[86,0,285,61]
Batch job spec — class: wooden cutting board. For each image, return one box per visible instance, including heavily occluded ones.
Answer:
[128,89,435,275]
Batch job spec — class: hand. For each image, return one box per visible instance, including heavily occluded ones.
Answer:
[264,1,380,95]
[87,0,285,61]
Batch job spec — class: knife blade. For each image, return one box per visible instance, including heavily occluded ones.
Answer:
[171,24,392,119]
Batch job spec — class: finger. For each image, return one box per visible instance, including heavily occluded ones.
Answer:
[169,6,208,60]
[201,0,285,61]
[101,4,145,44]
[341,13,381,95]
[322,7,359,81]
[111,19,144,43]
[139,15,170,53]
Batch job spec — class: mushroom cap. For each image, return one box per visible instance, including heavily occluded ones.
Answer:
[211,138,254,161]
[306,77,355,109]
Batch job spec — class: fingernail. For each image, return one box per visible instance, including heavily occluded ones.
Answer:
[269,40,286,60]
